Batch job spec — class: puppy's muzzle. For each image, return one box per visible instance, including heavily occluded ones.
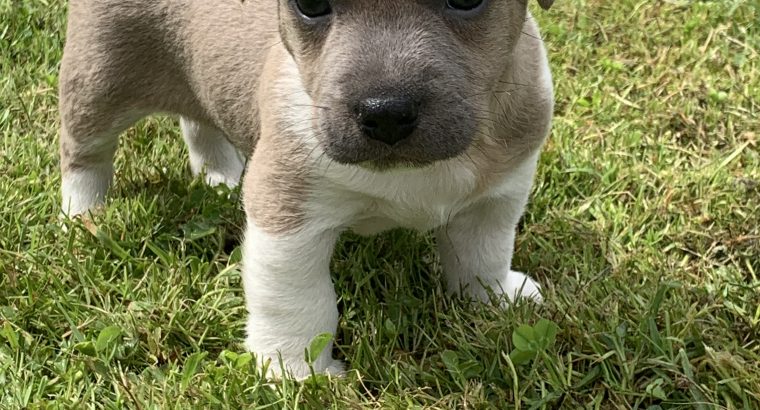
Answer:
[356,96,420,146]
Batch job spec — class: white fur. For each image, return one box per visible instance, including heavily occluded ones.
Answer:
[61,164,113,216]
[434,176,542,303]
[318,161,477,232]
[242,222,345,379]
[180,117,245,188]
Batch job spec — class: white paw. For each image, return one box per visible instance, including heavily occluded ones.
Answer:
[61,166,112,217]
[181,118,246,188]
[449,270,543,304]
[252,353,346,380]
[204,168,242,188]
[190,147,245,189]
[324,359,347,377]
[502,270,543,303]
[245,332,344,380]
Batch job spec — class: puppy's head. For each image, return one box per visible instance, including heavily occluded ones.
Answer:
[278,0,554,168]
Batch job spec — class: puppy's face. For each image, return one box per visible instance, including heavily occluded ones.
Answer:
[278,0,552,168]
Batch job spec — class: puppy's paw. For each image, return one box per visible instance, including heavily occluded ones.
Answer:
[246,337,346,381]
[61,166,111,217]
[198,149,245,188]
[256,356,346,380]
[449,270,543,305]
[502,270,542,303]
[324,359,347,377]
[203,168,242,188]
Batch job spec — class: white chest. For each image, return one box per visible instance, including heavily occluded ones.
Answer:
[314,159,480,234]
[306,146,540,235]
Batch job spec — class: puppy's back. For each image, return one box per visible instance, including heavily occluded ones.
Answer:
[60,0,277,149]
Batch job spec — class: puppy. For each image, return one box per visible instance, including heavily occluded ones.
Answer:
[60,0,555,378]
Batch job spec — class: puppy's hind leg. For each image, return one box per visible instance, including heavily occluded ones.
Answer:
[180,117,245,188]
[60,111,144,217]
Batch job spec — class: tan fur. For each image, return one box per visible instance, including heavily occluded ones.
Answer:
[243,45,312,234]
[467,15,554,194]
[59,1,277,166]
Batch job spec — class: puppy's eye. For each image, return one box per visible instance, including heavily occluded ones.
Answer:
[446,0,484,11]
[295,0,332,18]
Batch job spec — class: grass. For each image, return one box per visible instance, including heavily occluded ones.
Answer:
[1,0,758,408]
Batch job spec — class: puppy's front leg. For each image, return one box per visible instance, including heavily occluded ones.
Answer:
[436,197,542,304]
[241,220,343,379]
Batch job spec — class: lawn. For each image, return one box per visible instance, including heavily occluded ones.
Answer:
[1,0,758,408]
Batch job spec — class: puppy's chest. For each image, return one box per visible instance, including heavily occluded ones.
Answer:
[350,196,468,235]
[321,161,482,234]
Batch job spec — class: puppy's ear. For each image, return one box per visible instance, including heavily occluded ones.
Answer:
[537,0,555,10]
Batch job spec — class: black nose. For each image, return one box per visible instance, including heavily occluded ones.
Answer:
[357,96,419,146]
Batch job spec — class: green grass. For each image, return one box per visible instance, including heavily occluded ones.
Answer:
[1,0,759,408]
